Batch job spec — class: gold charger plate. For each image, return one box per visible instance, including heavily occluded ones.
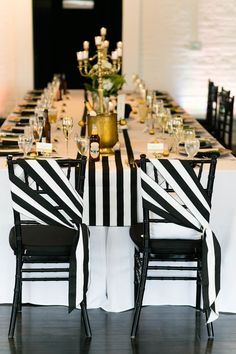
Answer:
[7,116,21,123]
[0,148,21,156]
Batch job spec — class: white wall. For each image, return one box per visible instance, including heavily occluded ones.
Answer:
[0,0,33,116]
[123,0,236,117]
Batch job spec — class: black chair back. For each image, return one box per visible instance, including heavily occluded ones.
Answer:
[205,80,218,133]
[216,91,234,149]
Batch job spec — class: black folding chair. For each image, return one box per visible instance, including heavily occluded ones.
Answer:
[215,90,234,149]
[130,155,221,338]
[7,156,91,338]
[198,80,218,134]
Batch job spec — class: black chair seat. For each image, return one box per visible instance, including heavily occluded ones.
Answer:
[130,223,201,258]
[9,225,77,256]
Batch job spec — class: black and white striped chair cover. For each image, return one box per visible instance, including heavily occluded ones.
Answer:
[8,158,88,310]
[130,155,220,338]
[140,158,220,323]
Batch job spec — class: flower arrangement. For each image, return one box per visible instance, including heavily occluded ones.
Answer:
[84,73,125,97]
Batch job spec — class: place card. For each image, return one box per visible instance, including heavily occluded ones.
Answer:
[36,142,53,155]
[147,143,164,152]
[117,94,125,121]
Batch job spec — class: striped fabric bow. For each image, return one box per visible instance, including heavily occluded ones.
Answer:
[140,159,221,323]
[8,159,88,309]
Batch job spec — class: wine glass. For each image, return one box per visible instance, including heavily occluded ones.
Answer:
[172,116,183,153]
[184,138,200,158]
[138,100,148,123]
[18,135,33,158]
[75,135,89,157]
[62,116,73,157]
[160,108,171,139]
[30,116,43,144]
[184,127,196,142]
[153,99,164,137]
[146,90,155,109]
[146,111,155,135]
[48,107,58,124]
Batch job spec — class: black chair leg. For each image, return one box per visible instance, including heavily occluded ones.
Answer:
[17,282,22,313]
[205,311,214,339]
[80,300,92,338]
[131,252,149,339]
[8,266,21,338]
[206,322,214,339]
[196,267,201,310]
[134,252,139,301]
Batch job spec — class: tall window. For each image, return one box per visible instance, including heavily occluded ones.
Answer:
[33,0,122,88]
[62,0,94,9]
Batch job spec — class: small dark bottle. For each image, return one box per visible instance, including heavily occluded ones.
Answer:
[57,78,63,101]
[61,73,67,95]
[42,109,51,143]
[89,124,100,162]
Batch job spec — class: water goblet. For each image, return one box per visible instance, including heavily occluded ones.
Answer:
[75,135,89,157]
[62,116,73,157]
[184,138,200,158]
[172,116,183,153]
[184,127,196,142]
[160,108,171,139]
[153,99,164,137]
[18,135,33,158]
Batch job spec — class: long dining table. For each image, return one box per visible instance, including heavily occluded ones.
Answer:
[1,89,236,314]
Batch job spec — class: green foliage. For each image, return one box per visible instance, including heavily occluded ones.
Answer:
[84,74,125,97]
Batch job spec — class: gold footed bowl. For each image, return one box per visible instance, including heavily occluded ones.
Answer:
[88,113,118,154]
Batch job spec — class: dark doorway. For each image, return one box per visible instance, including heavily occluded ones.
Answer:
[33,0,122,89]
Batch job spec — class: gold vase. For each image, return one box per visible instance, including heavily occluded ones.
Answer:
[88,113,118,154]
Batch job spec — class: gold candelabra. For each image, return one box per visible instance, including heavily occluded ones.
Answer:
[77,27,122,114]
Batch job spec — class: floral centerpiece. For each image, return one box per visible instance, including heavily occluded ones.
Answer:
[84,73,125,98]
[84,72,125,113]
[77,27,124,153]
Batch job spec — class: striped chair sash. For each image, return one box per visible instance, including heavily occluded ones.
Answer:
[10,159,83,227]
[140,159,220,323]
[8,158,88,309]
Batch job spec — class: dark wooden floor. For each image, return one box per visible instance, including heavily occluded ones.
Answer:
[0,305,236,354]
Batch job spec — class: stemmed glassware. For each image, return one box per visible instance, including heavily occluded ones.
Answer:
[172,116,184,154]
[62,116,73,157]
[146,90,155,109]
[183,127,200,159]
[183,127,196,142]
[18,134,33,158]
[184,128,200,158]
[48,107,58,124]
[30,116,44,144]
[153,99,164,137]
[160,108,171,139]
[138,100,148,124]
[75,134,89,157]
[184,138,200,158]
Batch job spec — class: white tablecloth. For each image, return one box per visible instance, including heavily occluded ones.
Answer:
[1,90,236,313]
